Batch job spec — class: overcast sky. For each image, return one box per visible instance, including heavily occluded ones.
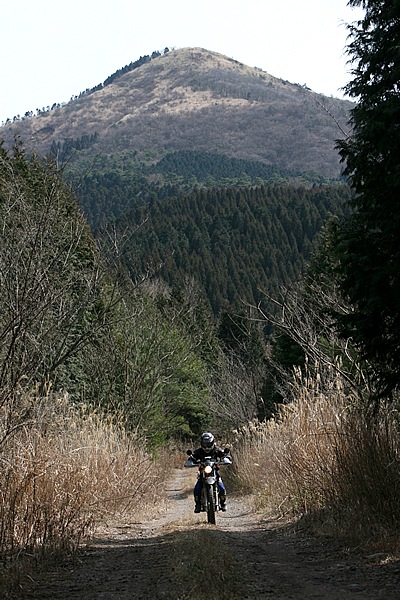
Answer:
[0,0,363,124]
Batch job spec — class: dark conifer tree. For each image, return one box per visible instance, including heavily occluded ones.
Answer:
[333,0,400,397]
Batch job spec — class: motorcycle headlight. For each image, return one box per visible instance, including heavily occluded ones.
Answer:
[204,465,213,474]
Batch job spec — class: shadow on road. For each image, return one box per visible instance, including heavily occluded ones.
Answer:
[21,514,400,600]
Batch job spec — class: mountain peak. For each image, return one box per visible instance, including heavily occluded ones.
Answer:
[1,47,352,178]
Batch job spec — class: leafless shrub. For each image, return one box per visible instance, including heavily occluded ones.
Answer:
[257,279,373,400]
[209,351,260,435]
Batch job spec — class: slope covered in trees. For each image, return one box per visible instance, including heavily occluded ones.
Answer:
[70,149,330,230]
[0,143,219,447]
[115,183,351,314]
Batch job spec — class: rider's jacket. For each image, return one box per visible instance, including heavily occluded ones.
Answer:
[191,446,227,462]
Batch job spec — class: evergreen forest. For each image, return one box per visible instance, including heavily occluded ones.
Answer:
[111,183,351,314]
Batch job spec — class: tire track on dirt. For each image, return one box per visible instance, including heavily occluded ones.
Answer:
[20,468,400,599]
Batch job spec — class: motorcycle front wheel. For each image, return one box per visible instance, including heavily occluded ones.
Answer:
[207,485,216,524]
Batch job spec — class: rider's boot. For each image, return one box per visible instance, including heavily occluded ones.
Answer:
[194,495,201,513]
[220,494,227,511]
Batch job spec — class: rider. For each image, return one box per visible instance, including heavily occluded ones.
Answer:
[187,432,231,513]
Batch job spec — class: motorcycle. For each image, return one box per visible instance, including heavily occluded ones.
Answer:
[184,449,232,524]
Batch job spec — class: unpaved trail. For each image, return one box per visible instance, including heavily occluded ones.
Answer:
[20,468,400,599]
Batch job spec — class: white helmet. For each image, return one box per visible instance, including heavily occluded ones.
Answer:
[201,432,215,453]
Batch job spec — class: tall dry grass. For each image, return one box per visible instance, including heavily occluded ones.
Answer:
[0,393,172,587]
[230,364,400,545]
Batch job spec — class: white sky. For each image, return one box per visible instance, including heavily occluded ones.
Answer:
[0,0,363,124]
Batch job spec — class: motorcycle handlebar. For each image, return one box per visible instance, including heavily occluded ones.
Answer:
[184,457,232,468]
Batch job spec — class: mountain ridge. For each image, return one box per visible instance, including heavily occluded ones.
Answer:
[1,48,353,178]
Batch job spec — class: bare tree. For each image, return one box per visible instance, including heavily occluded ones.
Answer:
[0,146,112,444]
[256,279,373,401]
[209,350,262,434]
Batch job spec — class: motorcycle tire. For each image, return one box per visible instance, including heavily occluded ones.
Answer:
[207,486,216,524]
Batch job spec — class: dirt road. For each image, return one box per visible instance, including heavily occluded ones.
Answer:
[21,468,400,599]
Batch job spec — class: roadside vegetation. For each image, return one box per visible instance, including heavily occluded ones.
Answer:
[0,393,172,593]
[230,364,400,548]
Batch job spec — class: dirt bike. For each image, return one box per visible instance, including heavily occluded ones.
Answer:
[184,449,232,524]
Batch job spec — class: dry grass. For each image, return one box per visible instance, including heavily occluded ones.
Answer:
[230,365,400,547]
[0,393,173,592]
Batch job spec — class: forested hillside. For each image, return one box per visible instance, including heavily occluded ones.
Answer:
[112,183,351,313]
[72,149,332,230]
[0,143,221,445]
[0,46,352,320]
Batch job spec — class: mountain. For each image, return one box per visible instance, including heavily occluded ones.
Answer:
[1,48,353,315]
[1,48,352,179]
